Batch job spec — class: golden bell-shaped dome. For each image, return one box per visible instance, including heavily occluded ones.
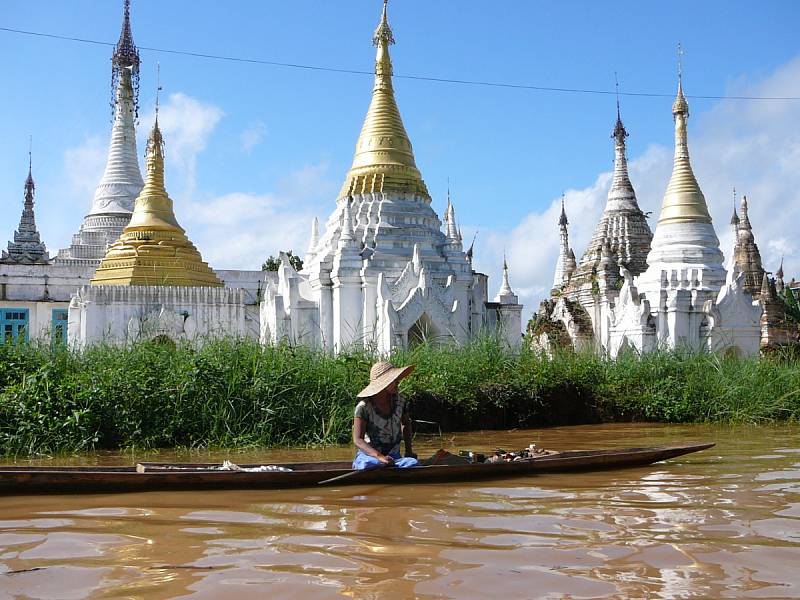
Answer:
[91,116,222,287]
[656,78,712,225]
[339,0,429,199]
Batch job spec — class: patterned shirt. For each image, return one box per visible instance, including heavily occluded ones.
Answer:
[354,394,408,456]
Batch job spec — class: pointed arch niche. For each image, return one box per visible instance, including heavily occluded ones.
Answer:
[407,312,452,348]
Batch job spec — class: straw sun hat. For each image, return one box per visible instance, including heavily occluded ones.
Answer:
[357,360,416,398]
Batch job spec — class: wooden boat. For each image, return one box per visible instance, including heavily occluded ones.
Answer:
[0,443,714,495]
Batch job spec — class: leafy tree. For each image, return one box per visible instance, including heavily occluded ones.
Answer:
[262,251,303,272]
[783,287,800,324]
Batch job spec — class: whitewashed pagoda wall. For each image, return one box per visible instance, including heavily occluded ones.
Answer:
[68,286,251,348]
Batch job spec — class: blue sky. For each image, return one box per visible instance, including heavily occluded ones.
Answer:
[1,1,799,315]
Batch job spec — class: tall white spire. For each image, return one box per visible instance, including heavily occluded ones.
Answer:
[57,0,144,265]
[90,65,145,217]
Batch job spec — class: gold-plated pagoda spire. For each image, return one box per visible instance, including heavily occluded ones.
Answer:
[339,0,428,199]
[91,104,222,287]
[656,45,712,226]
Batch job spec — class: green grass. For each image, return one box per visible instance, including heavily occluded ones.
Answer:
[0,337,798,456]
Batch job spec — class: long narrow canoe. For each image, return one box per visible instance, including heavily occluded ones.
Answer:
[0,443,714,495]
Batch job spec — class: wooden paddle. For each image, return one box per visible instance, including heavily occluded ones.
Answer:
[318,449,459,485]
[317,461,391,486]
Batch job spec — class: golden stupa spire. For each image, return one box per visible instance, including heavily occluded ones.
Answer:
[656,44,712,226]
[91,73,222,287]
[339,0,428,199]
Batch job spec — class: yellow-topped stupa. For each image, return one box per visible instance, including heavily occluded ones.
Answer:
[656,77,713,226]
[339,0,429,199]
[91,115,222,287]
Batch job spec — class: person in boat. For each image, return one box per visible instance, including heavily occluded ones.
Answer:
[352,360,419,470]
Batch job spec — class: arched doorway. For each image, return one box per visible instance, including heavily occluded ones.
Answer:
[408,312,444,347]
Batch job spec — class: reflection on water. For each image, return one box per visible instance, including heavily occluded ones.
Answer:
[1,423,799,598]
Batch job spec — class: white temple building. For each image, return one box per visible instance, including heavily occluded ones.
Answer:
[10,1,797,354]
[260,1,522,352]
[536,75,790,357]
[0,0,520,350]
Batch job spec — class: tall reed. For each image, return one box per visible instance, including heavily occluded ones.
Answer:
[0,337,797,455]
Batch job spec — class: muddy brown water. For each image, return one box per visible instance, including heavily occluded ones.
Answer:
[0,423,798,599]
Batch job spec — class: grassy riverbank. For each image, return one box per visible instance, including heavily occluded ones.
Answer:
[0,338,798,455]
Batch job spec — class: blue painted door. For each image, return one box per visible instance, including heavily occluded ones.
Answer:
[1,308,29,344]
[51,309,68,345]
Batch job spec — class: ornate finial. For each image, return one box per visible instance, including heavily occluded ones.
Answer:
[446,176,452,217]
[155,62,162,120]
[777,257,785,280]
[672,43,689,117]
[111,0,140,119]
[730,187,740,226]
[373,0,395,47]
[145,66,165,176]
[559,194,568,226]
[612,73,628,143]
[24,138,35,198]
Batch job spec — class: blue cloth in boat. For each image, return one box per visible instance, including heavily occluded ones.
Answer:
[352,450,419,470]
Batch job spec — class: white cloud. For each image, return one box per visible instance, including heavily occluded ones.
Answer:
[473,56,800,321]
[49,135,109,249]
[185,192,313,269]
[240,120,267,153]
[63,135,106,210]
[183,162,337,270]
[140,92,225,196]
